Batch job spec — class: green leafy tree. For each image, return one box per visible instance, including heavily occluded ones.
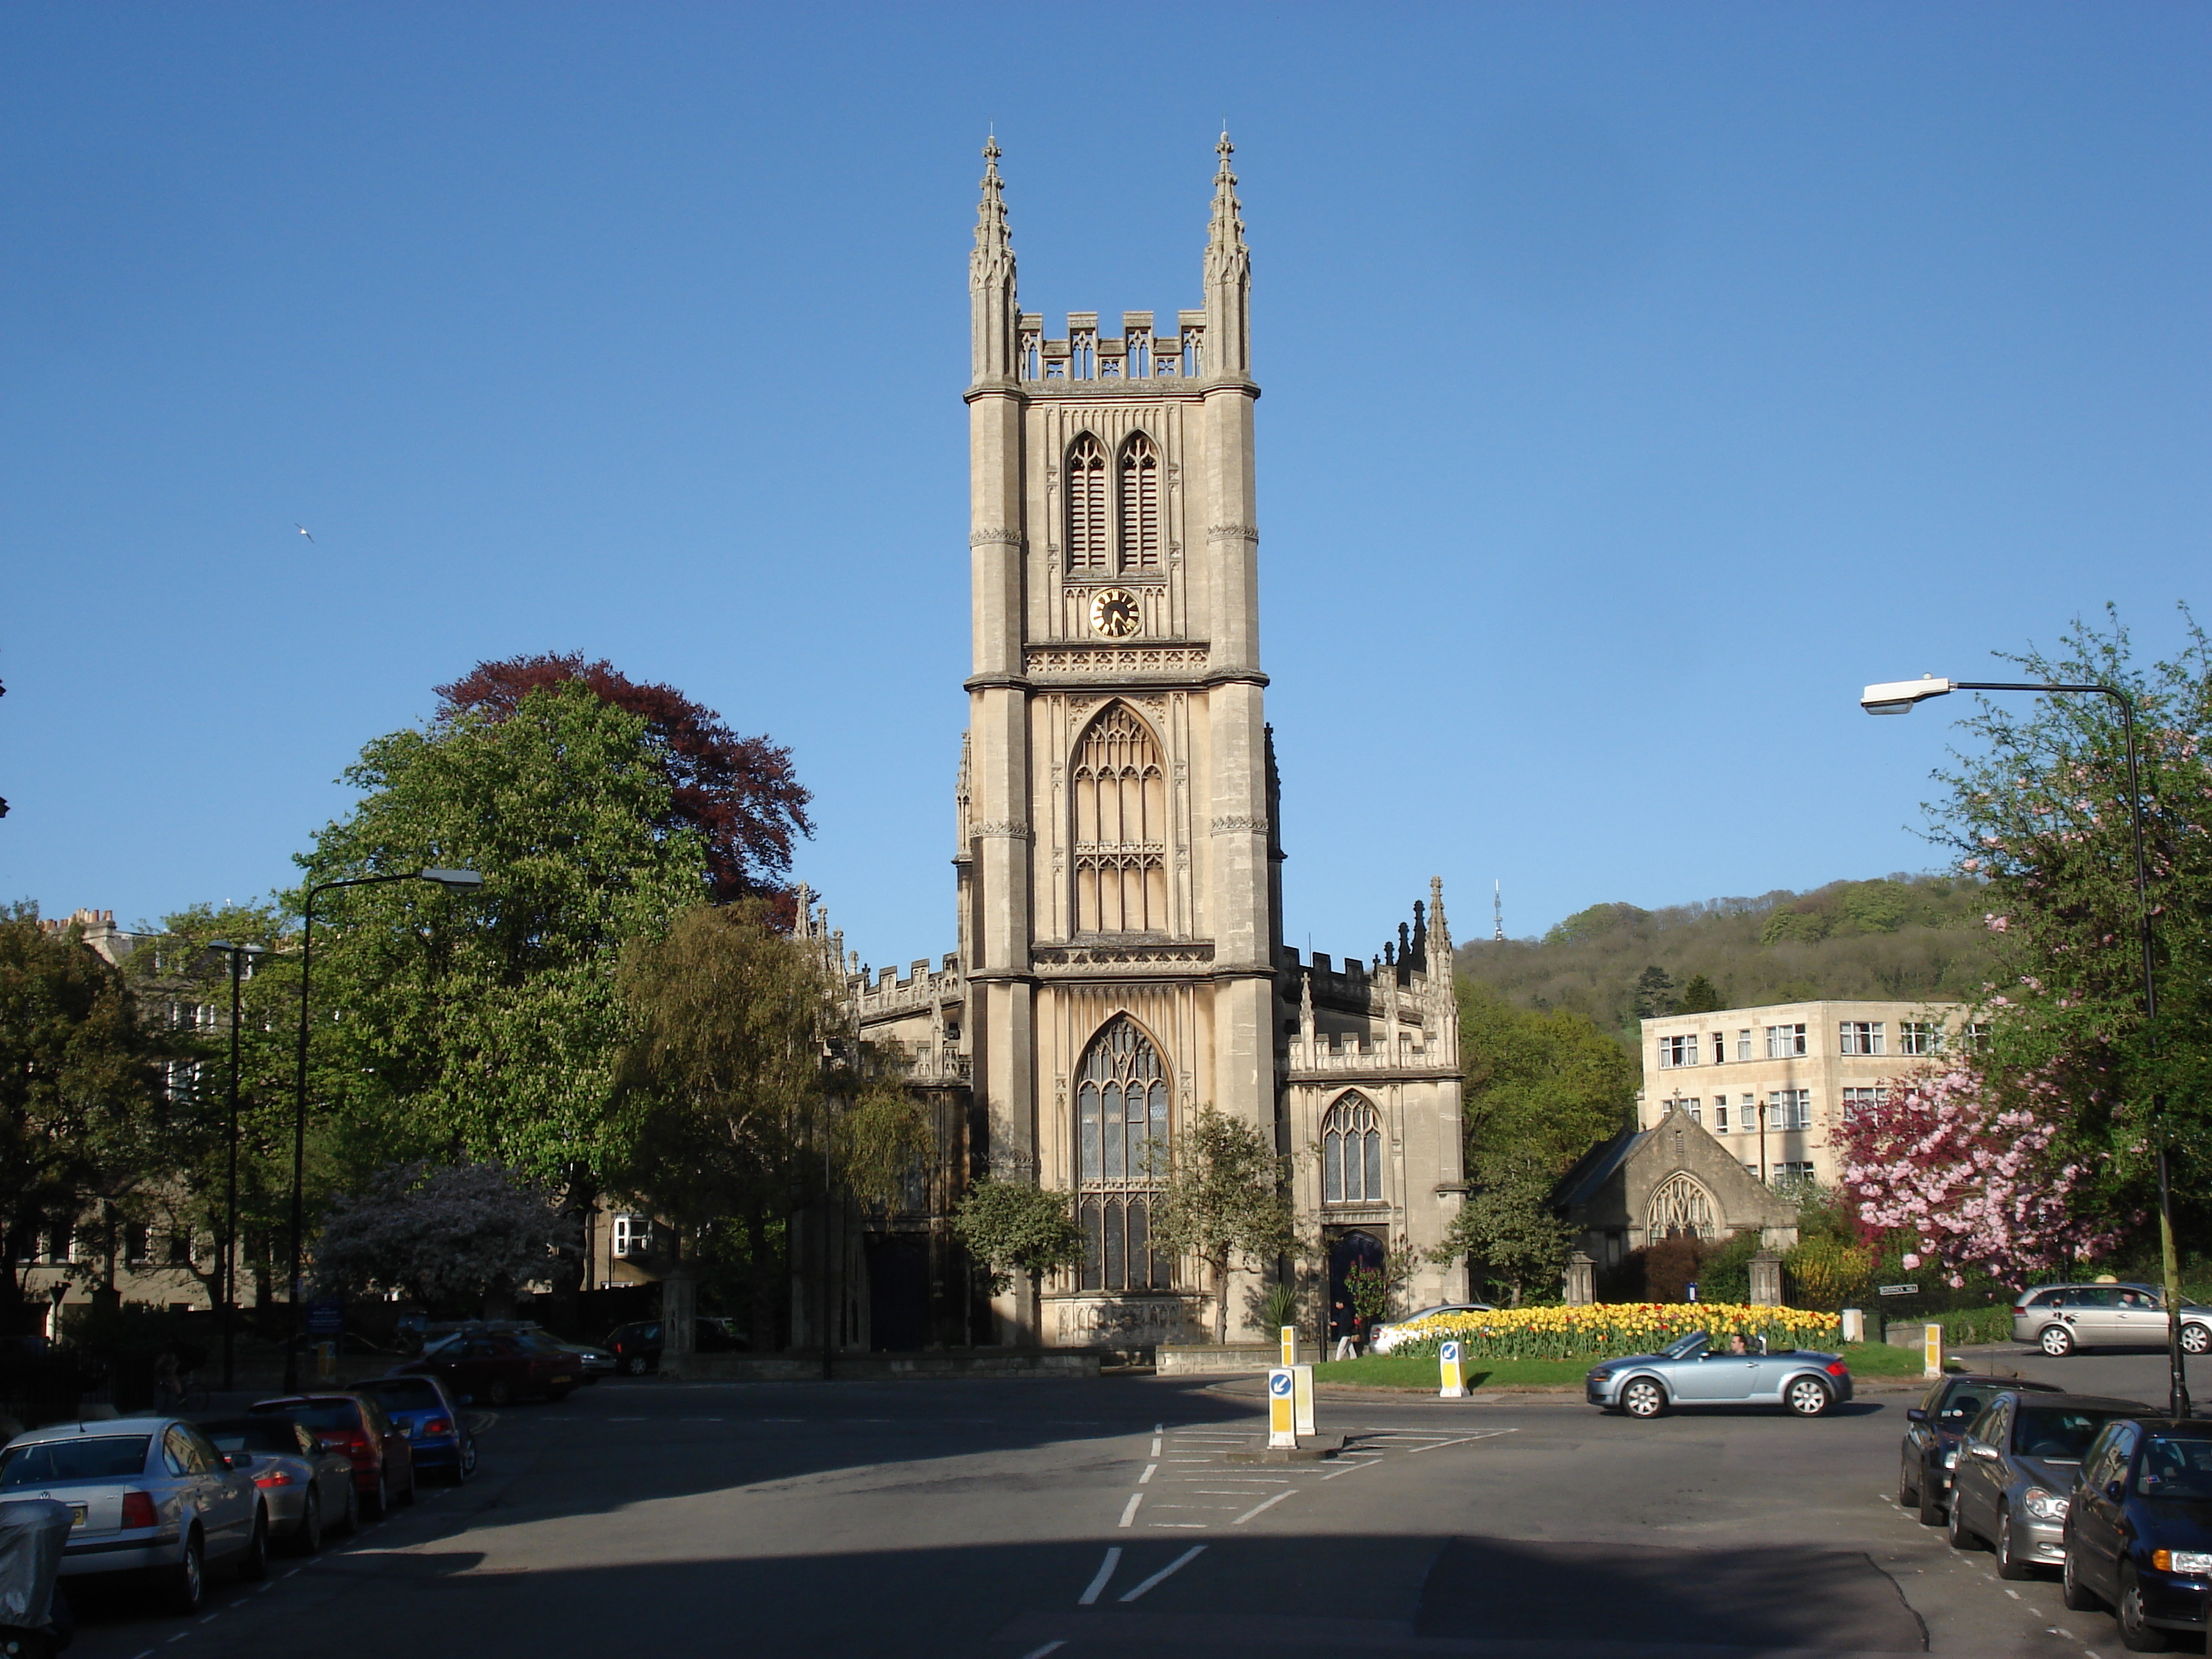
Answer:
[1929,608,2212,1247]
[301,681,708,1214]
[1148,1107,1295,1345]
[1457,981,1636,1180]
[950,1177,1086,1304]
[1432,1153,1576,1306]
[0,908,163,1333]
[1675,974,1723,1015]
[1631,965,1676,1021]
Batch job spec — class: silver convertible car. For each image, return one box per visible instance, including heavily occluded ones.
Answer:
[1585,1331,1855,1418]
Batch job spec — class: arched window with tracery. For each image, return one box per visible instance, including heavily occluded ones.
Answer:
[1320,1093,1384,1204]
[1647,1172,1716,1240]
[1064,434,1108,572]
[1071,703,1168,934]
[1075,1016,1173,1291]
[1118,432,1160,570]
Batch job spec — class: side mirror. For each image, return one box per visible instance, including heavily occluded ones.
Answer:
[1970,1443,2000,1461]
[1906,1408,1928,1423]
[222,1453,246,1470]
[2106,1481,2126,1502]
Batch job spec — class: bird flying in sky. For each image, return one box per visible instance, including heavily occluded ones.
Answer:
[295,523,314,543]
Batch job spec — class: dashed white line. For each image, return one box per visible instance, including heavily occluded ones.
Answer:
[1018,1643,1066,1659]
[1119,1545,1206,1601]
[1137,1463,1157,1484]
[1406,1430,1515,1453]
[1078,1546,1122,1605]
[1118,1493,1143,1529]
[1232,1490,1296,1525]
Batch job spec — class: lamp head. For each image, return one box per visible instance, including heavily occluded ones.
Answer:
[1861,674,1954,716]
[419,867,485,893]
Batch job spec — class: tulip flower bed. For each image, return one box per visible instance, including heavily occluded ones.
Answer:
[1383,1302,1842,1362]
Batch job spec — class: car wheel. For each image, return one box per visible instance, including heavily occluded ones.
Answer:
[456,1437,478,1484]
[485,1379,513,1408]
[621,1353,649,1376]
[1946,1492,1981,1551]
[237,1506,269,1581]
[2040,1324,2075,1357]
[2062,1546,2104,1612]
[1995,1511,2035,1580]
[338,1478,360,1536]
[165,1527,205,1614]
[2117,1564,2171,1652]
[1785,1377,1833,1417]
[399,1459,417,1506]
[1898,1459,1920,1511]
[363,1469,388,1522]
[297,1489,323,1555]
[2181,1323,2210,1357]
[1621,1379,1666,1419]
[1916,1473,1946,1527]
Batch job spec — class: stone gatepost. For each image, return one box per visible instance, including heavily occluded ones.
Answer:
[1749,1251,1783,1308]
[1563,1251,1595,1307]
[660,1269,697,1375]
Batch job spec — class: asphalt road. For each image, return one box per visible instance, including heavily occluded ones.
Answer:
[53,1342,2203,1659]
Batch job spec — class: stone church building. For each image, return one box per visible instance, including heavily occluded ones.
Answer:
[794,137,1469,1353]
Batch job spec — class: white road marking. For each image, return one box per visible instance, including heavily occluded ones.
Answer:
[1118,1493,1143,1528]
[1137,1463,1157,1483]
[1320,1457,1384,1480]
[1119,1545,1206,1601]
[1077,1546,1122,1605]
[1019,1643,1066,1658]
[1232,1490,1296,1525]
[1150,1437,1163,1456]
[1406,1431,1515,1453]
[1150,1522,1208,1528]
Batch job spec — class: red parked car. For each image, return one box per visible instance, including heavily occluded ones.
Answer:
[397,1330,577,1407]
[247,1392,416,1519]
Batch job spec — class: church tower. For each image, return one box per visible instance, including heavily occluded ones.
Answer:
[958,135,1282,1346]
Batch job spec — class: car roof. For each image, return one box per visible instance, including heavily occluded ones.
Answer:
[7,1417,171,1444]
[2134,1417,2212,1438]
[1992,1390,2159,1415]
[248,1393,366,1408]
[1946,1373,2062,1391]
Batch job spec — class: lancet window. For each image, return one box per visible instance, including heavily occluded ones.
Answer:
[1118,433,1160,570]
[1320,1093,1384,1204]
[1071,703,1169,935]
[1065,434,1108,572]
[1075,1016,1174,1291]
[1647,1172,1716,1240]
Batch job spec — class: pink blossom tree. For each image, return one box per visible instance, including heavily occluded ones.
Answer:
[313,1162,573,1315]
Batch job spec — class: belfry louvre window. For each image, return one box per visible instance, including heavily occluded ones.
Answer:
[1321,1093,1383,1203]
[1065,434,1108,572]
[1118,433,1160,570]
[1071,703,1169,933]
[1075,1017,1173,1291]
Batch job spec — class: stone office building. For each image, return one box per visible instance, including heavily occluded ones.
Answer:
[799,137,1469,1353]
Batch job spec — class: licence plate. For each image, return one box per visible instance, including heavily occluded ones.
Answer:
[68,1505,85,1528]
[551,1375,572,1386]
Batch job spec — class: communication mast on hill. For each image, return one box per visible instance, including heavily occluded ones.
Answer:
[1492,880,1505,942]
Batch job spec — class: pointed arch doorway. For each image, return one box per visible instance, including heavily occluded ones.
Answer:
[1326,1229,1386,1349]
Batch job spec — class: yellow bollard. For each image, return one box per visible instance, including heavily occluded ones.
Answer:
[1439,1339,1467,1399]
[1280,1324,1298,1367]
[1266,1368,1297,1448]
[1922,1322,1944,1379]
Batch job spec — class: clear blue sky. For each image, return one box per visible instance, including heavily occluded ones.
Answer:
[5,3,2207,968]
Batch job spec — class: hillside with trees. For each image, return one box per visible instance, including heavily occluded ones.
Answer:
[1454,873,1996,1046]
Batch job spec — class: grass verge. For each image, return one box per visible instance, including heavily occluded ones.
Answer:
[1311,1341,1928,1391]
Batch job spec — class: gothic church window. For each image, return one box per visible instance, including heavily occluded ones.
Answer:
[1320,1093,1383,1203]
[1647,1172,1716,1240]
[1118,433,1160,570]
[1071,703,1168,934]
[1075,1016,1173,1291]
[1066,434,1108,571]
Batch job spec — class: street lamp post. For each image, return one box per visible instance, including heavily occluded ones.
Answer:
[1862,674,2188,1420]
[204,939,266,1391]
[285,866,483,1393]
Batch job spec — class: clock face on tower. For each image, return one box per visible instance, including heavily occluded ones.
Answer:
[1089,588,1142,639]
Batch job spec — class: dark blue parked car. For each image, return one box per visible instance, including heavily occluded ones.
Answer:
[353,1375,476,1485]
[2064,1415,2212,1650]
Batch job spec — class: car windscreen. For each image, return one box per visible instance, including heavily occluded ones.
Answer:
[200,1421,304,1456]
[0,1437,151,1485]
[2141,1434,2212,1499]
[1661,1334,1709,1359]
[2013,1407,2128,1461]
[252,1401,361,1434]
[357,1379,443,1411]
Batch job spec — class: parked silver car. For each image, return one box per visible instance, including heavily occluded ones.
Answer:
[1585,1331,1855,1418]
[196,1416,358,1553]
[2012,1283,2212,1357]
[1945,1390,2151,1577]
[0,1416,266,1613]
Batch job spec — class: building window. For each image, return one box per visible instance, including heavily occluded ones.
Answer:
[123,1225,152,1264]
[166,1231,194,1266]
[1764,1024,1807,1059]
[1713,1101,1730,1133]
[45,1223,73,1265]
[1320,1093,1383,1203]
[1065,434,1109,572]
[1841,1086,1888,1122]
[1736,1029,1752,1060]
[1071,704,1168,934]
[1963,1022,1990,1052]
[1657,1035,1697,1068]
[1117,433,1160,571]
[1684,1099,1701,1125]
[1076,1016,1173,1291]
[612,1215,653,1258]
[1771,1161,1816,1188]
[1765,1090,1812,1131]
[1839,1020,1885,1056]
[1709,1032,1725,1064]
[1647,1172,1716,1240]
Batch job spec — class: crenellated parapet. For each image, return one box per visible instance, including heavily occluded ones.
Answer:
[1020,310,1207,386]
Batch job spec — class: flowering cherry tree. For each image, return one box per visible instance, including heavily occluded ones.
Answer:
[1835,1067,2118,1286]
[313,1161,573,1313]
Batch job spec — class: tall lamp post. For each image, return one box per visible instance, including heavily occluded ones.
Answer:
[203,939,266,1391]
[286,866,483,1392]
[1861,674,2188,1420]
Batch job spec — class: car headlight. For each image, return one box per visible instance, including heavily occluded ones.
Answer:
[1943,1450,1959,1470]
[1588,1368,1616,1382]
[2155,1549,2212,1576]
[2022,1488,2068,1522]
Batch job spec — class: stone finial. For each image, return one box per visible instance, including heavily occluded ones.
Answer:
[1429,877,1452,960]
[970,135,1017,381]
[1203,130,1251,378]
[1298,966,1315,1058]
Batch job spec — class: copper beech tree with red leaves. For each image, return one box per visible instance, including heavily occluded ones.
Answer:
[436,654,813,922]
